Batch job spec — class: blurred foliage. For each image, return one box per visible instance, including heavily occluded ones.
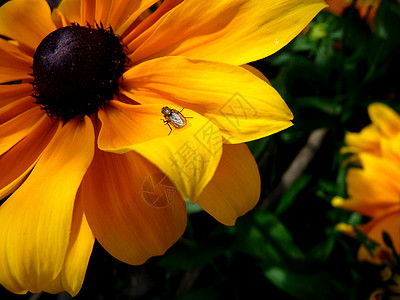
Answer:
[1,0,400,299]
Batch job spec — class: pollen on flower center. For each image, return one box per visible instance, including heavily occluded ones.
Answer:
[32,24,128,121]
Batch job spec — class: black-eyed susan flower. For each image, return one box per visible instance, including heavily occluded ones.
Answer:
[0,0,326,295]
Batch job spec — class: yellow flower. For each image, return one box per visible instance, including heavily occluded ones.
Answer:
[0,0,326,296]
[341,103,400,157]
[333,133,400,263]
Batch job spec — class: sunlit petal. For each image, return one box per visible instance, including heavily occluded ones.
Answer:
[197,144,260,225]
[109,0,159,35]
[55,0,81,24]
[0,39,32,84]
[82,149,187,265]
[121,0,183,46]
[44,194,94,296]
[0,106,46,156]
[0,0,56,51]
[368,102,400,138]
[0,84,33,109]
[129,0,326,64]
[99,103,223,202]
[97,102,168,151]
[0,117,94,293]
[121,56,293,143]
[333,152,400,218]
[0,117,58,199]
[342,124,381,155]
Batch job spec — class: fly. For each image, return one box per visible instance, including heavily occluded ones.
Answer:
[161,106,191,135]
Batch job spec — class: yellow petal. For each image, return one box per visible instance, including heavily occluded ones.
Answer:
[0,39,32,84]
[335,153,400,218]
[81,149,187,265]
[134,114,222,201]
[368,102,400,137]
[81,0,96,24]
[197,144,261,225]
[109,0,159,35]
[357,210,400,262]
[44,194,94,296]
[94,0,113,26]
[98,103,223,201]
[51,8,69,28]
[241,64,271,84]
[55,0,81,24]
[121,56,293,143]
[0,117,94,293]
[0,117,58,199]
[128,0,327,64]
[0,96,37,124]
[0,0,56,51]
[122,0,183,46]
[97,102,170,152]
[0,105,46,156]
[0,83,33,109]
[343,124,381,155]
[381,134,400,165]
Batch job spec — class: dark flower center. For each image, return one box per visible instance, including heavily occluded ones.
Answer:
[32,24,128,121]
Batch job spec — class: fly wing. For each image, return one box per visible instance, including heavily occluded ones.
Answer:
[170,112,186,128]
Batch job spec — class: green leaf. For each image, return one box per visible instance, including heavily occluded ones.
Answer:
[253,210,305,261]
[275,174,312,215]
[307,236,336,264]
[246,137,270,161]
[374,0,400,40]
[264,267,343,300]
[157,244,226,274]
[297,97,342,116]
[176,285,221,300]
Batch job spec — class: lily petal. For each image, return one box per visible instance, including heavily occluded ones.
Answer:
[44,193,94,296]
[121,56,293,143]
[0,0,56,51]
[197,143,261,225]
[128,0,326,64]
[81,149,187,265]
[0,39,32,84]
[98,103,223,202]
[0,117,94,293]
